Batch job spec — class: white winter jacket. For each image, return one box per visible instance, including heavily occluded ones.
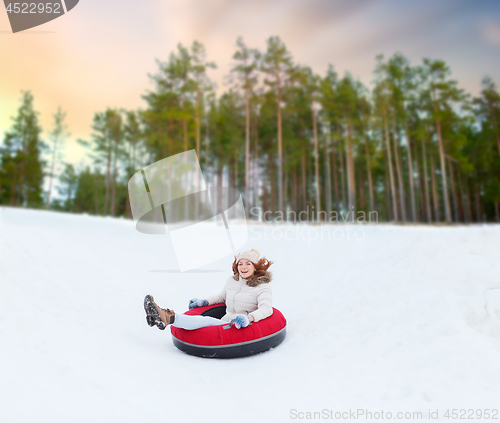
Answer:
[205,271,273,323]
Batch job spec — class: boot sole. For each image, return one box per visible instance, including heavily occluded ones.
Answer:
[144,295,166,330]
[146,315,155,327]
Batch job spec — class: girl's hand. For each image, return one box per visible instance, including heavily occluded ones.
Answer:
[189,298,208,309]
[234,314,251,329]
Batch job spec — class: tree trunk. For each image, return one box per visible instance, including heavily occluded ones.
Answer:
[358,167,366,210]
[284,150,288,220]
[253,112,259,212]
[217,160,224,218]
[346,122,356,215]
[421,137,432,222]
[383,109,398,221]
[232,151,237,219]
[312,104,321,215]
[404,120,416,222]
[168,118,174,156]
[337,124,347,212]
[46,135,59,209]
[457,169,469,223]
[384,152,392,221]
[67,185,73,211]
[182,86,189,152]
[432,89,451,222]
[262,184,268,215]
[245,87,250,209]
[330,128,340,212]
[479,184,485,222]
[168,118,175,211]
[17,132,27,207]
[363,128,374,212]
[195,87,201,156]
[413,132,423,222]
[291,168,296,215]
[205,117,209,179]
[276,73,283,214]
[324,136,332,218]
[195,86,201,221]
[306,154,317,222]
[302,147,307,212]
[10,164,18,206]
[465,175,473,223]
[16,161,23,206]
[111,144,117,216]
[132,135,137,171]
[94,169,99,215]
[203,119,210,202]
[391,111,406,222]
[104,143,111,216]
[474,178,481,222]
[269,153,276,213]
[430,149,440,222]
[447,157,459,222]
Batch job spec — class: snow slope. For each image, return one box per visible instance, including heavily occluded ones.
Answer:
[1,207,500,423]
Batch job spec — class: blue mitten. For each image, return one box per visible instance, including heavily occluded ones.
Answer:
[234,314,251,329]
[189,298,208,309]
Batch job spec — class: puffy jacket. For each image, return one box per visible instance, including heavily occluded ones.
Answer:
[205,271,273,323]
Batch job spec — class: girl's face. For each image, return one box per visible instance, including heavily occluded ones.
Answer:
[238,259,255,279]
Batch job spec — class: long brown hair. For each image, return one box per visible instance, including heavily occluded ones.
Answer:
[232,256,274,279]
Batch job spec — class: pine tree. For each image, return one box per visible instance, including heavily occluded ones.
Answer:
[231,37,260,209]
[472,77,500,221]
[190,41,216,160]
[474,76,500,158]
[336,74,361,215]
[261,36,293,214]
[386,53,418,222]
[300,66,322,216]
[319,65,341,213]
[0,91,45,208]
[419,59,465,222]
[57,164,78,211]
[374,58,399,221]
[46,107,70,209]
[73,167,104,214]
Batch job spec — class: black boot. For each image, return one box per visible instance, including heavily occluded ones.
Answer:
[144,295,175,330]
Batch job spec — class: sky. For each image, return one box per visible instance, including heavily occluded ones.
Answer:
[0,0,499,169]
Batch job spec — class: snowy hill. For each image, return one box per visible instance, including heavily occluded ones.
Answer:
[1,207,500,423]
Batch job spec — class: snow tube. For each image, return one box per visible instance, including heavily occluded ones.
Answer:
[170,304,287,358]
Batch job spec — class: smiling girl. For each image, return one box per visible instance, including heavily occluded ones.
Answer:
[144,248,274,331]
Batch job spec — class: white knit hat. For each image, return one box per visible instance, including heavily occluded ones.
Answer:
[235,248,261,264]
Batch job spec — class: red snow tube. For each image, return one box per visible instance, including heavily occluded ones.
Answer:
[170,304,287,358]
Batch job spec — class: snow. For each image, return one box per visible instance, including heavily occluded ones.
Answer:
[1,207,500,423]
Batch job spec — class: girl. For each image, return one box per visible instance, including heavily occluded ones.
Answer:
[144,248,273,331]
